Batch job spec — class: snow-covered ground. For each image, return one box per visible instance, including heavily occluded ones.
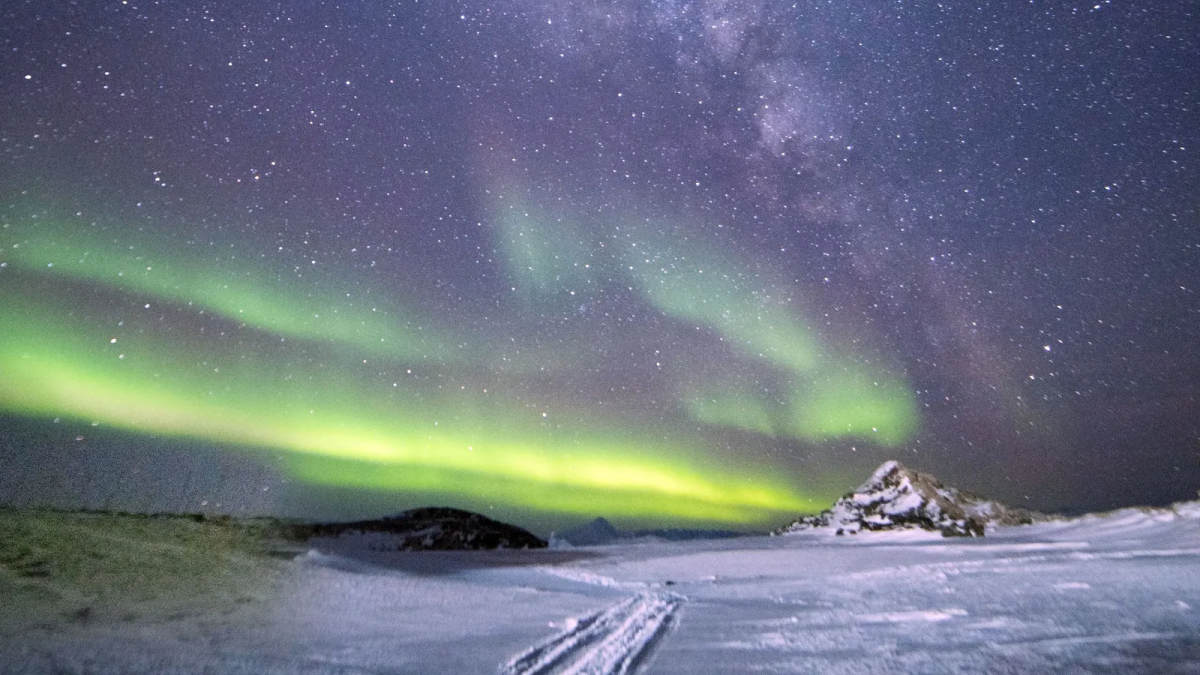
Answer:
[3,504,1199,674]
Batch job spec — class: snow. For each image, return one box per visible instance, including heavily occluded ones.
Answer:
[2,504,1199,673]
[535,567,648,591]
[869,460,901,482]
[779,461,1044,538]
[880,489,925,515]
[855,608,969,623]
[499,592,684,675]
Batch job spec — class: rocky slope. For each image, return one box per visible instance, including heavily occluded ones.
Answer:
[778,461,1040,537]
[291,507,547,551]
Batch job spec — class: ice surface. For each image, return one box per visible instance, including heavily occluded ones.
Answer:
[2,505,1199,674]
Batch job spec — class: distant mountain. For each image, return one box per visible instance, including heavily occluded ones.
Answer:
[778,461,1041,537]
[289,507,547,551]
[554,517,623,546]
[552,517,746,547]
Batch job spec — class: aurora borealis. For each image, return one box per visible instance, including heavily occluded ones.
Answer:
[2,1,1197,531]
[0,197,868,526]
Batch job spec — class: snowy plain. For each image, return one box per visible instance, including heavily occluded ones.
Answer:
[2,504,1199,674]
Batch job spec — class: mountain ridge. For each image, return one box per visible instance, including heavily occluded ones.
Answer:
[777,461,1042,537]
[290,506,547,551]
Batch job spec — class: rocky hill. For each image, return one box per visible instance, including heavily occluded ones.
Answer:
[778,461,1040,537]
[290,507,547,551]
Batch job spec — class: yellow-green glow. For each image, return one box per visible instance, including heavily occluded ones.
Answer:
[483,183,921,447]
[0,286,815,525]
[1,191,921,526]
[790,367,919,446]
[624,236,821,375]
[0,217,454,360]
[684,387,779,437]
[283,454,815,524]
[616,218,919,446]
[480,188,921,446]
[490,192,600,306]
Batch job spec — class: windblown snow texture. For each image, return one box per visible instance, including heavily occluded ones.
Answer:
[500,592,685,675]
[779,461,1039,537]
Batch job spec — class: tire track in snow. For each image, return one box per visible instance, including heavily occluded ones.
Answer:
[499,591,685,675]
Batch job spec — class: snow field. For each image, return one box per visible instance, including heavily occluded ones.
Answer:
[499,592,684,675]
[2,504,1198,673]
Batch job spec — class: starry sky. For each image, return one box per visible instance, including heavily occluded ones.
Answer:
[1,0,1197,532]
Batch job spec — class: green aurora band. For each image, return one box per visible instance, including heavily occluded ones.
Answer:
[489,191,920,447]
[493,194,598,303]
[0,270,818,525]
[1,216,453,361]
[1,199,918,526]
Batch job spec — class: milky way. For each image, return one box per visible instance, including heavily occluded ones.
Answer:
[1,1,1196,530]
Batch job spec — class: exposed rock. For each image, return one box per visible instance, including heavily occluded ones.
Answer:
[778,461,1040,537]
[290,507,546,551]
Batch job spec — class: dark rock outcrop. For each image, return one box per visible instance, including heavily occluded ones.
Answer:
[778,461,1040,537]
[290,507,546,551]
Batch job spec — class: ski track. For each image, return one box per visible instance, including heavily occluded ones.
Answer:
[499,591,685,675]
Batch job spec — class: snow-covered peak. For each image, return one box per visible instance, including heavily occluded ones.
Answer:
[865,460,902,486]
[780,461,1039,537]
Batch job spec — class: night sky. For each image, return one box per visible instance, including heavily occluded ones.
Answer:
[1,1,1197,532]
